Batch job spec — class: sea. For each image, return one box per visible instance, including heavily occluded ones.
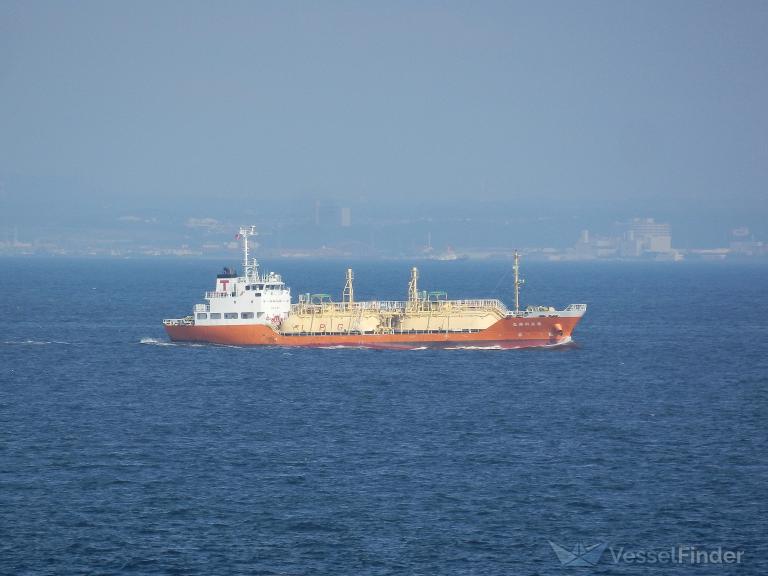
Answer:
[1,257,767,575]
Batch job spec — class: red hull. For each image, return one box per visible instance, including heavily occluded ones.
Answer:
[164,316,582,349]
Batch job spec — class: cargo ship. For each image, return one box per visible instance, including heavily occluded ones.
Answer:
[163,226,586,349]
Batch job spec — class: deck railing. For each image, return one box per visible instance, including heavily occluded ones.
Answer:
[290,298,508,315]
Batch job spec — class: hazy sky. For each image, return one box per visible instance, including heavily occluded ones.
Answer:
[1,1,767,242]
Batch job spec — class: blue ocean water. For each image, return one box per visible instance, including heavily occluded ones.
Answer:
[1,257,767,575]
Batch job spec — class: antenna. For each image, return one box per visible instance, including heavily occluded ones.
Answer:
[238,225,258,279]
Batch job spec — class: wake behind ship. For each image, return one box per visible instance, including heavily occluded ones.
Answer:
[163,226,587,349]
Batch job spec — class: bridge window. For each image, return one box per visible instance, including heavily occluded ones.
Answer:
[196,313,207,320]
[241,312,254,319]
[209,313,221,320]
[224,312,238,319]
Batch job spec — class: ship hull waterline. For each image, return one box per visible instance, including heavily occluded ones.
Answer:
[164,316,581,349]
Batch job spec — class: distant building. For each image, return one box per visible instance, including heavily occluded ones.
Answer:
[566,219,681,261]
[619,218,673,257]
[729,227,764,257]
[340,207,352,227]
[312,201,339,227]
[573,229,618,259]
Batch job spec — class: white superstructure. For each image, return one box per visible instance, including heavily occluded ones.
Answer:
[169,226,291,327]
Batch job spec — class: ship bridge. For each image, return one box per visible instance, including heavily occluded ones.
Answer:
[164,226,291,328]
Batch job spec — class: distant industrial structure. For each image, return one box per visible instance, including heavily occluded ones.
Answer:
[312,201,353,228]
[568,218,681,261]
[728,227,765,257]
[1,218,766,261]
[619,218,673,257]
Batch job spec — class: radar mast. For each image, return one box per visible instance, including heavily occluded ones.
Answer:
[238,225,259,281]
